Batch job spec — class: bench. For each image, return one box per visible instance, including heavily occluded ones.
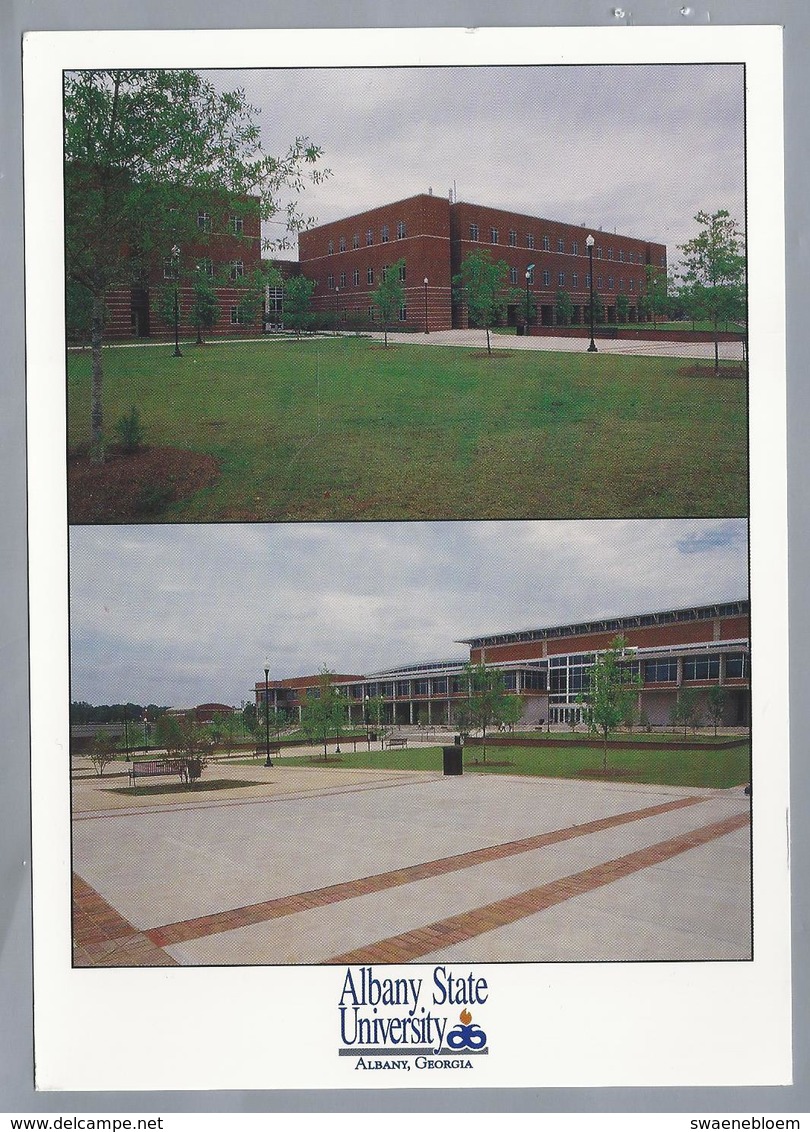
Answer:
[254,745,281,759]
[128,759,187,786]
[386,737,408,749]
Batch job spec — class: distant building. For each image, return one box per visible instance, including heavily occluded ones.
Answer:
[297,192,667,333]
[255,600,749,730]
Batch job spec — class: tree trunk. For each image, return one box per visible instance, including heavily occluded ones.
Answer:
[486,326,492,356]
[90,293,105,461]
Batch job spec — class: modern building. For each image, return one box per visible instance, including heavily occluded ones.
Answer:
[254,600,750,731]
[297,192,668,333]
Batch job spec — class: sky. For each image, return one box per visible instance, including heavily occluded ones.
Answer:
[69,519,749,708]
[207,63,746,266]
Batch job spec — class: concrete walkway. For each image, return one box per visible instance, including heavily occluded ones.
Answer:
[72,766,751,967]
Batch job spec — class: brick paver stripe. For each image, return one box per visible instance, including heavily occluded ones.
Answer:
[72,874,178,967]
[144,795,706,949]
[326,809,750,965]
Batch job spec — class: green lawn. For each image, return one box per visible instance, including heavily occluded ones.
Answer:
[67,337,748,520]
[271,741,750,789]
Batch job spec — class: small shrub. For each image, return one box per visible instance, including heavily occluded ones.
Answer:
[114,406,144,453]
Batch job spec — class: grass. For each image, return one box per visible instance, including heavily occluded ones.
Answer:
[107,778,260,796]
[269,739,750,789]
[68,336,748,520]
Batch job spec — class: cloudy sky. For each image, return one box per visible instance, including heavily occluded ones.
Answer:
[208,63,746,265]
[69,519,749,708]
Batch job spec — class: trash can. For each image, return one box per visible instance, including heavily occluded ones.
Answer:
[516,324,524,336]
[442,745,463,776]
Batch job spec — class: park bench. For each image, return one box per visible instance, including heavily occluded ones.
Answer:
[128,758,187,787]
[254,744,282,759]
[386,737,409,749]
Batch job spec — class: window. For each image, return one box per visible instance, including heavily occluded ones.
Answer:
[596,246,603,259]
[508,229,517,246]
[327,272,334,289]
[469,223,479,241]
[366,229,373,246]
[339,271,346,288]
[230,306,245,324]
[230,214,244,235]
[398,262,406,282]
[542,269,551,287]
[197,258,213,276]
[660,255,666,267]
[597,275,603,289]
[572,240,579,255]
[352,268,360,287]
[352,233,360,249]
[683,655,720,681]
[229,260,244,280]
[382,264,389,282]
[433,677,448,695]
[509,266,518,284]
[629,279,635,292]
[542,235,550,251]
[526,233,535,249]
[339,235,346,252]
[414,679,430,696]
[585,273,591,288]
[367,267,374,285]
[572,272,579,289]
[381,224,389,243]
[607,248,614,260]
[618,278,624,291]
[503,672,517,690]
[644,658,678,683]
[327,239,334,255]
[396,220,406,239]
[197,211,211,232]
[557,237,565,253]
[490,227,499,243]
[368,305,376,321]
[607,275,614,290]
[398,304,407,321]
[619,249,625,262]
[558,271,566,286]
[725,654,749,679]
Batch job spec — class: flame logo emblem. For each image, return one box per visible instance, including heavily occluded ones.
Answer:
[446,1009,487,1050]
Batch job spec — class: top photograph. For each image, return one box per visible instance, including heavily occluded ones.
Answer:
[64,63,748,524]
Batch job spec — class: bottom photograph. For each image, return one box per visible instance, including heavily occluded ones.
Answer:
[68,518,752,967]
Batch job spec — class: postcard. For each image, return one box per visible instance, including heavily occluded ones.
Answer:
[24,25,789,1090]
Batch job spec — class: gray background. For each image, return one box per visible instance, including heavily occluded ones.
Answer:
[2,0,806,1115]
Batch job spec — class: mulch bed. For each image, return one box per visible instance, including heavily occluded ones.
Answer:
[68,445,220,523]
[106,779,259,796]
[677,364,747,380]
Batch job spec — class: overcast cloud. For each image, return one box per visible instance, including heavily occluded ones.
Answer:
[207,63,745,264]
[69,519,748,708]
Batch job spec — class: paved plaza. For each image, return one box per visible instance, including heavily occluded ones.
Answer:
[71,759,752,968]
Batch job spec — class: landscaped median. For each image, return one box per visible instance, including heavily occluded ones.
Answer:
[267,735,751,790]
[67,337,748,522]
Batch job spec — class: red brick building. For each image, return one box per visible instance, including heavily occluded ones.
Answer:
[102,196,265,340]
[297,193,667,332]
[255,600,749,730]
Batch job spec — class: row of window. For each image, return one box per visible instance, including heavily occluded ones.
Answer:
[328,221,407,254]
[326,263,407,289]
[467,225,650,262]
[520,268,640,293]
[164,258,247,281]
[196,212,247,235]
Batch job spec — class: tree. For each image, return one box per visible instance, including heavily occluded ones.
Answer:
[283,275,316,337]
[364,694,391,751]
[707,686,727,736]
[578,636,641,770]
[677,209,746,374]
[371,258,406,347]
[669,688,701,739]
[555,288,573,327]
[300,667,346,758]
[500,694,524,733]
[452,249,510,355]
[616,293,630,324]
[584,289,605,326]
[190,270,221,343]
[88,730,116,776]
[640,264,668,327]
[242,701,257,736]
[64,69,329,460]
[461,662,515,763]
[154,713,184,755]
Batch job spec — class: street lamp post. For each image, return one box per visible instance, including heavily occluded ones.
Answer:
[334,286,340,336]
[123,702,129,762]
[525,263,535,331]
[586,234,597,352]
[423,277,429,334]
[364,693,371,750]
[195,264,203,345]
[143,711,148,752]
[172,245,182,357]
[264,658,273,766]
